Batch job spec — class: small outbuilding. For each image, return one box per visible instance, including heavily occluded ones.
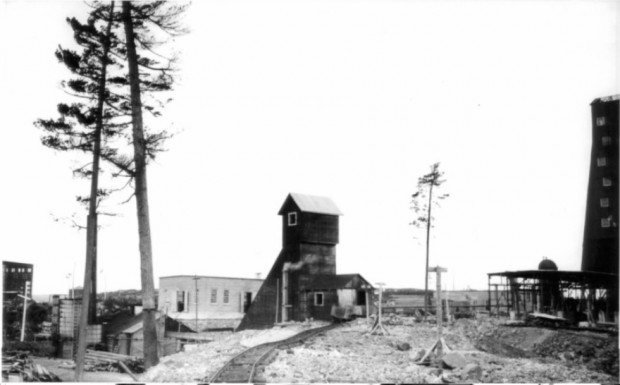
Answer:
[105,311,188,357]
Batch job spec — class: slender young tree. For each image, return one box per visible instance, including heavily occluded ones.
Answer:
[411,162,449,315]
[120,0,187,368]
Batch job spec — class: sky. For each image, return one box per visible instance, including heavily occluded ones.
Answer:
[1,0,619,297]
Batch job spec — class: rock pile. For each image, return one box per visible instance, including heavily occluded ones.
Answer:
[140,317,618,383]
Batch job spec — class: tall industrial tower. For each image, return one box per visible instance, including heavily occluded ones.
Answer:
[582,95,619,274]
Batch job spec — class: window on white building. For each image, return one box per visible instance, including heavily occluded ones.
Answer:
[223,290,229,303]
[176,291,185,312]
[211,289,218,303]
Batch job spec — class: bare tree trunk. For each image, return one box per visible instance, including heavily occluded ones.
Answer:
[122,0,159,368]
[424,182,434,315]
[75,2,114,380]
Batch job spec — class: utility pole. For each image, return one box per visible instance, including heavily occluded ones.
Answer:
[20,282,31,342]
[193,276,199,332]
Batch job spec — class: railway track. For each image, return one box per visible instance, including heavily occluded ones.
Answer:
[209,323,340,383]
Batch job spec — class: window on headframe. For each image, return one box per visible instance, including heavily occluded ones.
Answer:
[314,292,324,306]
[288,212,297,226]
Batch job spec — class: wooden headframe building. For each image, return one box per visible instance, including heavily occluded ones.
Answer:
[237,193,373,330]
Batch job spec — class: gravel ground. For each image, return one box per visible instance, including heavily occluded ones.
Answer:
[140,321,327,382]
[141,317,619,383]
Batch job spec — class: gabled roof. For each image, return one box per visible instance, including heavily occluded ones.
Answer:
[278,193,343,216]
[307,274,373,290]
[591,95,620,104]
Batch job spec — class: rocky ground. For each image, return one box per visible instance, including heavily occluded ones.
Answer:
[140,316,619,383]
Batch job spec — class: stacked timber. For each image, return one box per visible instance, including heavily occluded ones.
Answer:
[2,352,61,382]
[84,350,144,374]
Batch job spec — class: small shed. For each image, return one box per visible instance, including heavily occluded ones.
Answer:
[305,274,374,320]
[106,312,189,357]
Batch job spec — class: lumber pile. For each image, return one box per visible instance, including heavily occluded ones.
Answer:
[2,351,61,382]
[85,349,145,374]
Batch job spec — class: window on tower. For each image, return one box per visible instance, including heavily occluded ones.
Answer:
[288,212,298,226]
[601,217,611,228]
[602,136,612,146]
[596,117,606,126]
[601,198,610,208]
[314,292,324,306]
[597,157,607,167]
[603,178,612,187]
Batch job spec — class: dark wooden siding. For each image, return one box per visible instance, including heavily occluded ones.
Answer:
[281,203,339,247]
[237,250,289,330]
[306,290,338,321]
[582,99,619,273]
[299,213,339,245]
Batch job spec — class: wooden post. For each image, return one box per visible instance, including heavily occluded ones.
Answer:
[495,284,499,318]
[416,266,450,365]
[445,288,451,323]
[275,279,279,323]
[368,283,389,335]
[282,266,289,322]
[487,275,491,315]
[365,288,370,325]
[435,267,443,337]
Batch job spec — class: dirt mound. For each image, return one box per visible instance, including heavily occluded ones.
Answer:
[533,330,618,376]
[466,319,619,377]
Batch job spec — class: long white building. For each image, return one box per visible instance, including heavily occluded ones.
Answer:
[158,275,263,331]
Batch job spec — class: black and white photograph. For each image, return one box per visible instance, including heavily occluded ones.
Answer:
[1,0,618,383]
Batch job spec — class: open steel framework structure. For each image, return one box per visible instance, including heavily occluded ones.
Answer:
[487,270,618,324]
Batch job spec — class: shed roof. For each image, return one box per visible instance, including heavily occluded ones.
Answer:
[278,193,343,216]
[106,311,167,336]
[306,274,373,290]
[488,270,618,287]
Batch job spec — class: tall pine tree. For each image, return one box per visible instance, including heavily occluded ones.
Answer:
[411,163,449,315]
[120,0,187,368]
[35,1,131,331]
[37,1,187,371]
